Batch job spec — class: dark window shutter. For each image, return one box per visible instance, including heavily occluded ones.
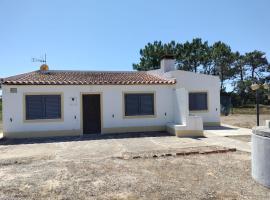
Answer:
[26,95,44,120]
[140,94,154,115]
[25,95,62,120]
[44,95,61,119]
[125,93,154,116]
[189,93,208,111]
[125,94,140,116]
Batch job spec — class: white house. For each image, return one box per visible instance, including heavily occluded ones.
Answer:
[0,56,220,138]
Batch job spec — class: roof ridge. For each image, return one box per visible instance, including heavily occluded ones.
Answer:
[2,70,176,85]
[43,70,145,73]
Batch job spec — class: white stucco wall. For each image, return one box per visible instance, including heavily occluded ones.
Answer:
[169,70,220,124]
[2,67,220,137]
[173,88,188,125]
[2,85,175,134]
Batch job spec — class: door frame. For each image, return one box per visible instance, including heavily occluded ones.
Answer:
[80,92,103,135]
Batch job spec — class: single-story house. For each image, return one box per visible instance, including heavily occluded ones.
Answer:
[1,56,220,138]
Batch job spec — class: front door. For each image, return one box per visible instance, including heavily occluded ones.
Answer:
[82,94,101,134]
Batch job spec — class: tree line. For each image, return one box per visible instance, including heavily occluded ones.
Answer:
[133,39,270,106]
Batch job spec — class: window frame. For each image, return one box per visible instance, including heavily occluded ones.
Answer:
[123,92,156,118]
[23,93,64,122]
[188,91,209,112]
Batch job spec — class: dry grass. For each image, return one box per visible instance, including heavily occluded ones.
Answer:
[0,150,269,200]
[221,114,269,129]
[230,105,270,115]
[0,134,269,199]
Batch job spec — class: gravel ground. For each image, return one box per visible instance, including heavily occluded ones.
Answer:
[226,135,251,142]
[0,150,269,200]
[221,114,269,129]
[0,117,269,199]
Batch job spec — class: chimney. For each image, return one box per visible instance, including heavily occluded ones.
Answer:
[160,55,176,73]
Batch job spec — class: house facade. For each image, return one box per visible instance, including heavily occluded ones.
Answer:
[1,57,220,138]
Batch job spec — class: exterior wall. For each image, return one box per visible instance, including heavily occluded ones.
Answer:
[169,70,220,125]
[167,88,204,137]
[2,84,175,138]
[173,88,187,125]
[2,68,220,138]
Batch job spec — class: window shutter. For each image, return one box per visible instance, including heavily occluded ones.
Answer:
[189,93,208,111]
[125,93,154,116]
[25,95,62,120]
[189,93,197,110]
[26,95,44,120]
[125,94,140,116]
[45,95,61,119]
[140,94,154,115]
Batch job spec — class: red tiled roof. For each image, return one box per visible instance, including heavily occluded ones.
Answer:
[1,70,176,85]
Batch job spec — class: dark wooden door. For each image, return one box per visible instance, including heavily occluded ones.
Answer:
[83,94,101,134]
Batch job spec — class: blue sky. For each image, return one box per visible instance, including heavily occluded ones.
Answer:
[0,0,269,78]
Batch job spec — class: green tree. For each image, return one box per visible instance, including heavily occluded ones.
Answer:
[132,39,269,105]
[233,52,247,105]
[210,41,236,90]
[201,45,213,75]
[132,41,177,71]
[176,38,209,73]
[244,50,269,80]
[231,51,269,106]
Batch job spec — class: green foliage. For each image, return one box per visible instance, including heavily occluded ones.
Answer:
[133,38,270,106]
[132,41,178,71]
[244,50,269,79]
[210,42,236,90]
[232,51,269,106]
[133,39,238,90]
[177,38,209,73]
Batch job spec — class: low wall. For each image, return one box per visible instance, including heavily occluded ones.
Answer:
[166,115,204,137]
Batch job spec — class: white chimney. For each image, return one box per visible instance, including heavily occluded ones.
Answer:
[160,55,176,73]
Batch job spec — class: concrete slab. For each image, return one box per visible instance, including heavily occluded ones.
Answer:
[202,124,251,152]
[201,136,251,153]
[0,135,214,162]
[0,124,253,161]
[204,124,252,137]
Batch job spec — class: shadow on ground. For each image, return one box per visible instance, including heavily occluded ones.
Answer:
[0,131,191,146]
[204,125,238,130]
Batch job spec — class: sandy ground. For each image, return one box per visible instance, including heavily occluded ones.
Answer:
[221,114,269,129]
[0,151,269,200]
[0,115,268,199]
[226,135,251,142]
[0,135,269,200]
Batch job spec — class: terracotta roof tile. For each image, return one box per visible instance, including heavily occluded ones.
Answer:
[2,70,176,85]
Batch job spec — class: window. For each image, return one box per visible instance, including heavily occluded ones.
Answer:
[25,95,62,120]
[189,92,208,111]
[124,93,155,116]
